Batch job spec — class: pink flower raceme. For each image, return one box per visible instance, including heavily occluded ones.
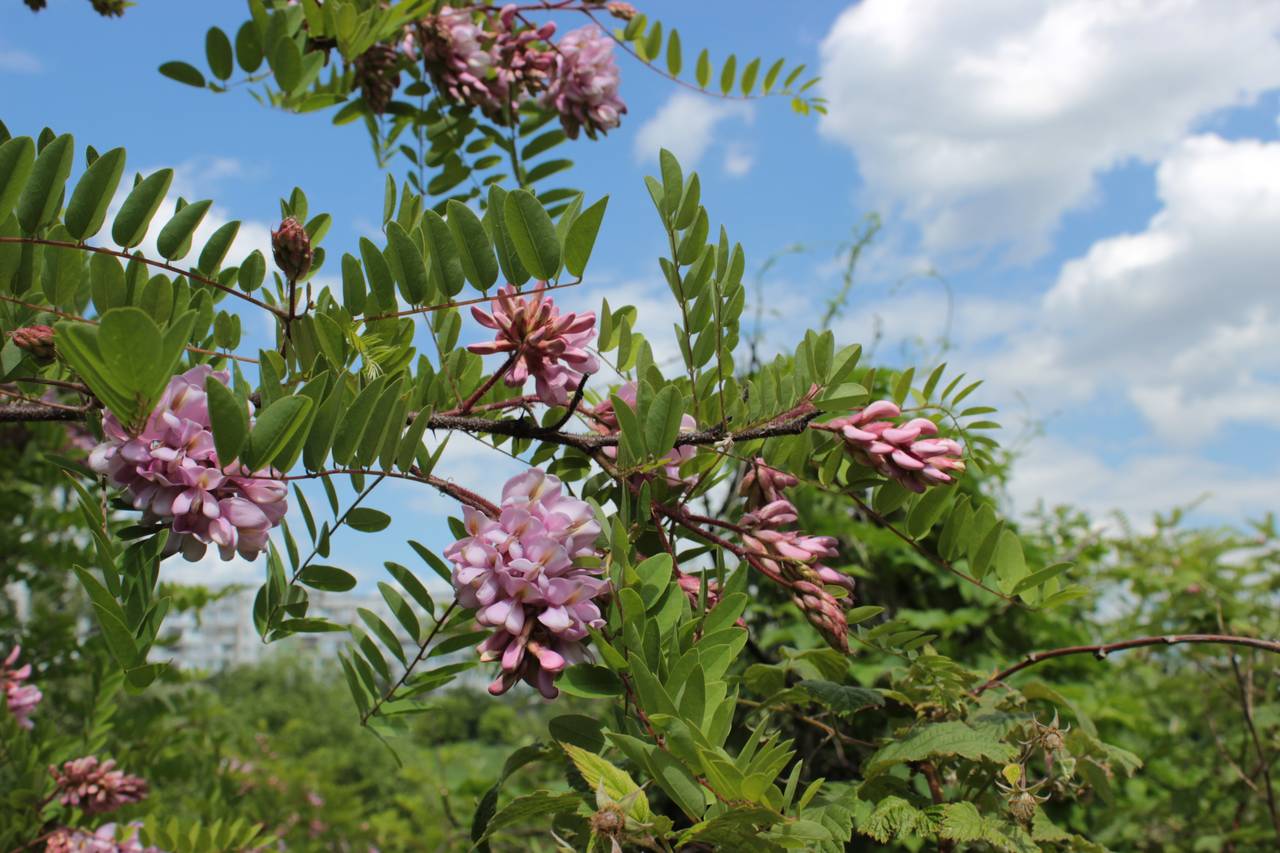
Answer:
[590,382,698,489]
[446,468,605,699]
[739,499,855,651]
[50,757,148,815]
[44,823,159,853]
[416,6,502,115]
[468,284,599,406]
[88,366,288,562]
[543,25,626,139]
[826,400,964,492]
[2,645,41,729]
[739,457,799,508]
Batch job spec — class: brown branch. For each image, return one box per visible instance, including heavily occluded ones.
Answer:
[974,634,1280,696]
[0,401,91,423]
[0,236,284,317]
[278,467,499,516]
[455,349,520,415]
[737,697,876,749]
[0,293,258,364]
[358,278,581,323]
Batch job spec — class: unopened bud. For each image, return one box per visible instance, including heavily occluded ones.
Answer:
[606,2,638,20]
[12,325,55,363]
[271,217,313,281]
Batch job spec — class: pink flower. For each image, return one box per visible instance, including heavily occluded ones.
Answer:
[88,366,288,562]
[468,284,599,406]
[2,645,41,729]
[826,400,965,492]
[739,457,799,507]
[418,6,501,114]
[44,823,160,853]
[50,757,148,815]
[591,382,698,488]
[447,468,605,699]
[544,25,626,139]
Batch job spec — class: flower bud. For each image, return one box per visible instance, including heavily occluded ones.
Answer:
[606,1,638,20]
[271,217,313,281]
[11,325,55,363]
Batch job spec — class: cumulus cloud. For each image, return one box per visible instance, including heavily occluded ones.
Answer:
[818,0,1280,256]
[723,143,754,177]
[956,134,1280,446]
[633,91,754,167]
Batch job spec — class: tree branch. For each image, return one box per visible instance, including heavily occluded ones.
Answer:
[974,634,1280,696]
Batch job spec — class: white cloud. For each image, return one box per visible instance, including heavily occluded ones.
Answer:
[1005,436,1279,524]
[0,47,42,74]
[162,551,261,588]
[723,143,754,177]
[818,0,1280,256]
[633,92,754,168]
[955,134,1280,446]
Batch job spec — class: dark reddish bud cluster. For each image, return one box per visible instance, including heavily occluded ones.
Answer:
[271,217,313,282]
[11,325,55,363]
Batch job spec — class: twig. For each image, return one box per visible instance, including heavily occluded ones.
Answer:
[357,279,581,323]
[362,600,459,724]
[0,236,284,317]
[974,634,1280,696]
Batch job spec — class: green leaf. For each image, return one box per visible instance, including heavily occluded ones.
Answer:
[906,485,951,539]
[503,189,560,280]
[422,208,464,297]
[206,27,234,80]
[563,743,652,820]
[563,195,607,277]
[385,220,430,304]
[643,384,684,460]
[205,374,248,466]
[548,714,605,752]
[740,57,760,95]
[16,133,73,233]
[112,169,174,249]
[659,148,683,216]
[994,529,1028,593]
[719,54,737,95]
[197,220,240,275]
[298,565,357,592]
[384,562,434,616]
[235,20,264,72]
[863,721,1017,776]
[241,395,313,471]
[64,146,125,241]
[156,198,211,260]
[481,791,580,841]
[159,61,206,88]
[1011,561,1074,595]
[557,664,624,699]
[695,48,711,87]
[446,200,498,291]
[347,507,391,532]
[0,136,35,225]
[799,680,884,714]
[666,29,683,76]
[486,185,529,285]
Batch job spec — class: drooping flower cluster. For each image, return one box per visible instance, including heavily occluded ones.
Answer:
[543,25,627,139]
[88,366,288,562]
[590,382,698,488]
[446,468,605,699]
[737,459,854,652]
[2,645,41,729]
[468,284,599,406]
[44,823,159,853]
[50,757,148,815]
[826,400,964,492]
[409,6,625,136]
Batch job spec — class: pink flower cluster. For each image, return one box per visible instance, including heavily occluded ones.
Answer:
[543,25,626,139]
[412,6,625,137]
[2,645,41,729]
[737,458,854,652]
[591,382,698,489]
[468,284,599,406]
[88,366,288,562]
[446,468,605,699]
[50,756,148,815]
[44,823,160,853]
[826,400,964,492]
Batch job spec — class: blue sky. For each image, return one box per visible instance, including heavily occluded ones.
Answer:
[4,1,1279,589]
